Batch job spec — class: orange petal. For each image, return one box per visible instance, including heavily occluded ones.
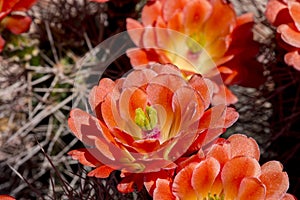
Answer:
[89,78,115,117]
[126,48,151,67]
[265,0,290,26]
[237,177,266,200]
[153,179,176,200]
[142,27,157,49]
[183,0,212,34]
[191,157,220,197]
[207,142,230,167]
[222,156,261,199]
[278,24,300,48]
[87,165,114,178]
[204,0,236,42]
[101,93,118,129]
[162,0,185,21]
[188,74,214,109]
[212,85,238,105]
[199,104,238,130]
[126,18,144,46]
[68,108,106,146]
[260,161,290,199]
[10,0,37,11]
[68,148,101,167]
[141,1,162,26]
[167,10,183,32]
[227,134,260,161]
[173,163,197,199]
[0,195,16,200]
[90,0,109,3]
[282,194,297,200]
[3,15,32,34]
[288,1,300,30]
[285,51,300,71]
[119,87,148,122]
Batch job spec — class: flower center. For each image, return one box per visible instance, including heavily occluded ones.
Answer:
[134,106,158,131]
[186,33,206,54]
[203,193,224,200]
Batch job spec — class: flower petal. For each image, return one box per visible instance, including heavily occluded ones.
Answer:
[222,156,261,199]
[126,18,144,46]
[265,0,291,26]
[288,1,300,30]
[227,134,260,161]
[183,0,212,34]
[0,195,16,200]
[284,51,300,71]
[9,0,37,11]
[68,148,101,167]
[260,161,290,199]
[141,1,162,26]
[2,15,32,34]
[153,179,176,200]
[173,163,197,199]
[87,165,114,178]
[237,177,266,200]
[191,157,220,197]
[68,108,107,146]
[278,23,300,48]
[89,78,115,118]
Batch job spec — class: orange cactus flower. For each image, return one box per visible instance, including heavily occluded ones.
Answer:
[266,0,300,71]
[0,195,16,200]
[68,63,238,193]
[0,0,37,52]
[126,0,264,92]
[153,134,296,200]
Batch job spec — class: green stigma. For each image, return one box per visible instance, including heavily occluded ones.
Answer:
[186,33,206,54]
[135,106,158,131]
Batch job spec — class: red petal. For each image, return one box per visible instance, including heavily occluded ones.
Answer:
[227,134,260,161]
[10,0,37,11]
[0,0,19,20]
[191,157,220,197]
[3,15,32,34]
[237,177,266,200]
[153,179,175,200]
[87,165,114,178]
[0,35,5,52]
[222,156,261,199]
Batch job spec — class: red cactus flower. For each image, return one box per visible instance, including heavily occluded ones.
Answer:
[153,134,296,200]
[0,0,37,52]
[68,63,238,193]
[126,0,264,92]
[266,0,300,70]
